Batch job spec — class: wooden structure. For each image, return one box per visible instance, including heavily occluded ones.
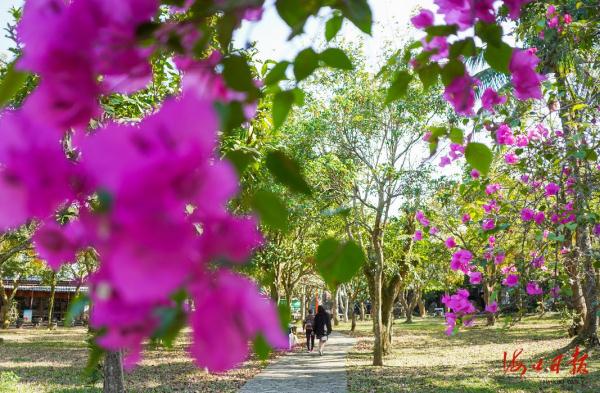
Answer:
[1,278,88,324]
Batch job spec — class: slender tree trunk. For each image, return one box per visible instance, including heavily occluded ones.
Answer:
[371,266,384,366]
[341,287,349,322]
[332,285,339,326]
[103,351,125,393]
[47,273,56,329]
[483,283,496,326]
[0,275,11,329]
[359,302,366,321]
[300,286,306,321]
[418,298,426,317]
[381,274,402,355]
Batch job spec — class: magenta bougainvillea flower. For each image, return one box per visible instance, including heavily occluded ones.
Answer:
[504,152,519,164]
[485,301,498,313]
[509,49,545,100]
[442,289,476,335]
[413,230,424,241]
[443,74,478,116]
[526,281,543,296]
[415,210,430,227]
[503,274,519,287]
[0,0,285,371]
[534,211,545,225]
[531,254,545,269]
[482,218,496,231]
[411,9,434,28]
[445,237,457,248]
[468,271,482,284]
[462,213,471,224]
[503,0,532,19]
[434,0,495,30]
[496,124,515,145]
[450,249,473,273]
[470,169,480,179]
[189,270,287,372]
[485,183,502,195]
[481,88,506,112]
[545,182,560,196]
[564,14,572,24]
[429,226,439,235]
[421,36,449,61]
[520,208,535,221]
[494,253,506,265]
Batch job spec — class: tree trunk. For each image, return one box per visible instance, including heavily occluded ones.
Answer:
[300,286,306,321]
[418,299,426,317]
[371,266,384,366]
[483,283,496,326]
[554,73,598,345]
[103,351,125,393]
[332,285,339,326]
[381,274,402,355]
[359,302,366,321]
[47,273,56,329]
[341,287,349,323]
[0,276,10,329]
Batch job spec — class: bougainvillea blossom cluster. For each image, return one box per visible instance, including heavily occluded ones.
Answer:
[0,0,286,372]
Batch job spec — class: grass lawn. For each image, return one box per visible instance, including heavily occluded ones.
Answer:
[340,313,600,393]
[0,327,267,393]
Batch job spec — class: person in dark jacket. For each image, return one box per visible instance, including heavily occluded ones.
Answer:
[313,305,332,355]
[303,309,315,352]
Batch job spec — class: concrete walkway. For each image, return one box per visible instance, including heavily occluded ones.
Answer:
[239,332,356,393]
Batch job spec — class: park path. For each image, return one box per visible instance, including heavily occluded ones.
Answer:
[239,332,356,393]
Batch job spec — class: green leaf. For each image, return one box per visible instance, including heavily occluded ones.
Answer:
[214,101,245,133]
[266,150,312,195]
[315,238,365,289]
[425,25,458,37]
[585,148,598,161]
[0,61,29,108]
[385,71,412,104]
[417,63,440,90]
[65,294,89,326]
[441,59,466,86]
[449,38,476,58]
[253,334,271,361]
[275,0,313,35]
[293,48,319,81]
[251,190,289,231]
[484,43,512,74]
[340,0,372,34]
[225,149,255,174]
[325,13,343,41]
[475,22,503,46]
[449,127,464,144]
[320,48,353,70]
[265,61,290,85]
[272,90,295,129]
[152,306,187,348]
[216,13,237,49]
[465,142,493,176]
[222,55,256,92]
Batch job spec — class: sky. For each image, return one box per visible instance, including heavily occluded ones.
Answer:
[0,0,434,62]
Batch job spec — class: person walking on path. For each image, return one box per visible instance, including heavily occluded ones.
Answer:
[303,309,315,352]
[313,305,332,356]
